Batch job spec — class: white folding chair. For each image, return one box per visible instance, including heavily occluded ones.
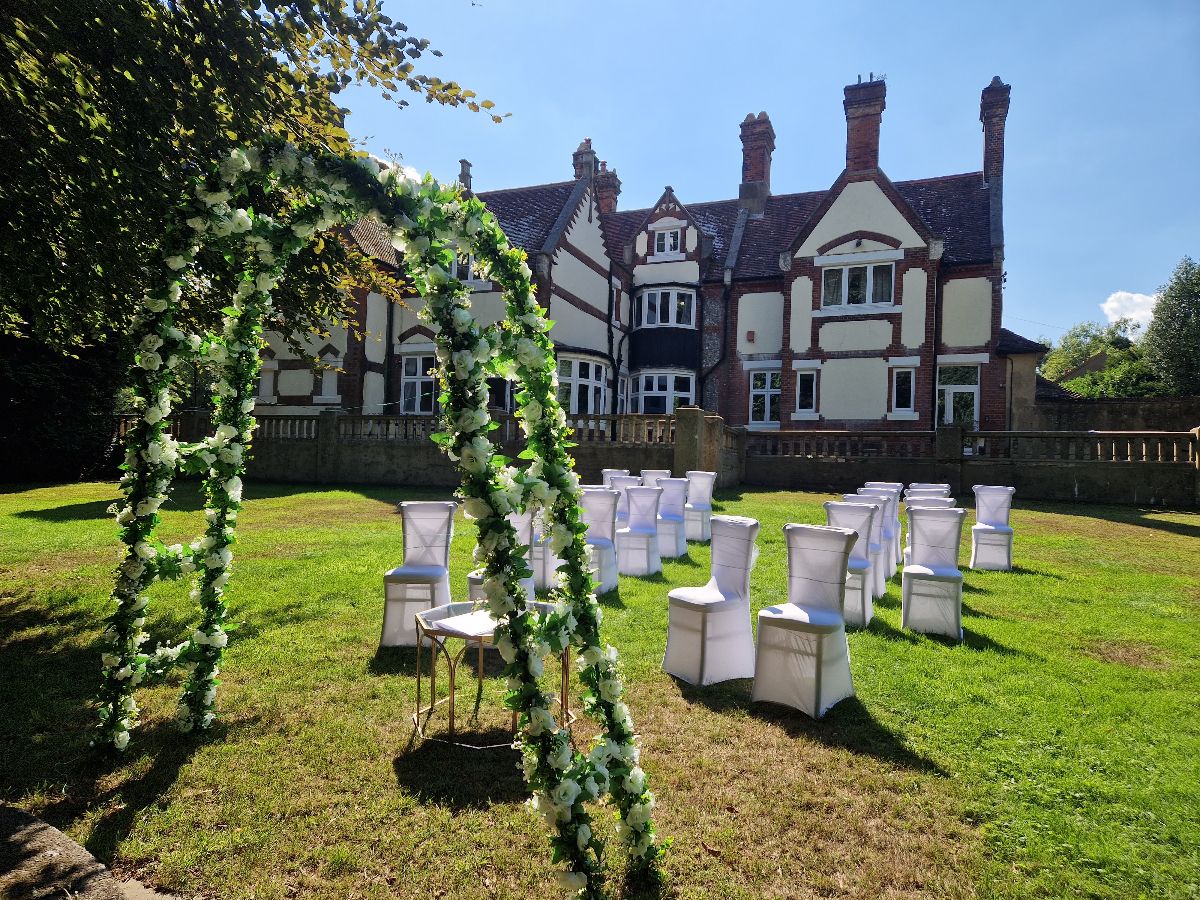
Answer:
[663,515,760,685]
[468,509,535,604]
[857,486,901,573]
[657,477,689,559]
[902,495,956,565]
[580,488,620,593]
[752,523,857,718]
[609,474,641,526]
[382,501,457,646]
[840,494,886,599]
[824,501,877,627]
[616,486,662,576]
[641,468,672,489]
[601,468,629,488]
[684,470,717,541]
[902,506,967,640]
[971,485,1015,571]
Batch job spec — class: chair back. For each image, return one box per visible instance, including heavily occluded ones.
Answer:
[907,507,966,569]
[709,515,759,601]
[658,478,688,520]
[823,501,876,567]
[864,481,903,490]
[580,489,619,543]
[609,474,641,518]
[400,501,457,568]
[601,468,630,488]
[856,488,898,528]
[973,485,1015,527]
[784,523,856,613]
[641,469,672,489]
[904,496,956,509]
[624,486,662,533]
[840,494,883,545]
[909,483,951,491]
[507,508,535,547]
[684,470,717,509]
[905,488,951,501]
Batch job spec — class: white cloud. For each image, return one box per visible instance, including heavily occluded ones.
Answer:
[1100,291,1157,329]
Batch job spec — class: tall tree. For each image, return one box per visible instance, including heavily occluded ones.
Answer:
[1143,257,1200,396]
[1039,318,1140,383]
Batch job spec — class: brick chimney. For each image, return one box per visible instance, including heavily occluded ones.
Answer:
[980,76,1011,185]
[572,138,597,179]
[594,161,621,213]
[843,77,887,172]
[458,158,472,192]
[738,112,775,214]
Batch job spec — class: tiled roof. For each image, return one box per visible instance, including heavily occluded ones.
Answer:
[995,327,1048,356]
[347,219,400,269]
[602,172,993,282]
[475,180,579,253]
[1036,374,1083,401]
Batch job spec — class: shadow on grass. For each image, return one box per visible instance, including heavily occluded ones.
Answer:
[866,610,1019,655]
[1022,500,1200,539]
[618,860,676,900]
[597,586,627,610]
[369,646,420,677]
[392,729,526,811]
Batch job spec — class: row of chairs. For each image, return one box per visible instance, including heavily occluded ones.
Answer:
[664,482,1016,717]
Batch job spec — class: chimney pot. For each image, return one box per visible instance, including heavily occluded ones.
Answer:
[980,76,1011,184]
[458,158,472,192]
[594,161,622,214]
[572,138,597,179]
[739,111,775,214]
[843,79,887,172]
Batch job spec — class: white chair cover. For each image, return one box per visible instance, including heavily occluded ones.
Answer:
[752,524,856,718]
[641,468,672,489]
[381,501,457,646]
[901,495,956,564]
[468,509,536,604]
[683,470,717,541]
[663,515,760,685]
[857,486,901,573]
[601,468,629,488]
[581,488,620,593]
[970,485,1015,571]
[656,477,689,559]
[905,487,952,500]
[616,486,662,576]
[530,511,563,590]
[909,483,951,491]
[840,494,886,599]
[902,506,967,639]
[824,501,877,626]
[609,474,641,524]
[864,481,903,490]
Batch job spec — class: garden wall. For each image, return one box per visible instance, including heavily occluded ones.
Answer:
[1021,396,1200,432]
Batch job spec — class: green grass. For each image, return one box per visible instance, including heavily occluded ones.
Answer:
[1,481,1198,899]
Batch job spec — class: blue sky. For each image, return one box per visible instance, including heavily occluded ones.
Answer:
[343,0,1199,343]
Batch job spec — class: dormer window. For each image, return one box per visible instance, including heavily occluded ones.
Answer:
[450,252,479,284]
[633,289,695,329]
[821,263,894,307]
[654,229,680,255]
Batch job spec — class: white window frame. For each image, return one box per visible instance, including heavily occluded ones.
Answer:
[936,364,980,427]
[654,229,680,255]
[890,366,917,417]
[794,369,817,416]
[633,288,696,329]
[557,356,609,416]
[257,358,278,404]
[820,261,896,309]
[617,375,630,414]
[450,247,488,289]
[314,354,342,404]
[748,367,782,429]
[632,369,693,414]
[400,352,438,415]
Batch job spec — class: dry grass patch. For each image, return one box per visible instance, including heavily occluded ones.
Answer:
[1081,639,1170,671]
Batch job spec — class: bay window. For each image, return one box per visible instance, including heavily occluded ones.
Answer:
[400,353,437,414]
[557,357,609,415]
[633,371,693,414]
[633,289,695,329]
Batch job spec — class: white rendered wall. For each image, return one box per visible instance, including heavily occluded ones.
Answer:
[819,358,888,420]
[818,319,892,352]
[796,181,924,256]
[790,276,813,352]
[942,277,993,347]
[900,268,928,349]
[736,291,784,355]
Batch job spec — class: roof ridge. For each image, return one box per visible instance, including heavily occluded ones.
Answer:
[476,179,577,196]
[895,171,984,186]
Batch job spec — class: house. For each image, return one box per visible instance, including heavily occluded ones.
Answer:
[257,76,1044,431]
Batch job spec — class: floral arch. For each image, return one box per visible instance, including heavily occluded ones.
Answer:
[98,141,660,894]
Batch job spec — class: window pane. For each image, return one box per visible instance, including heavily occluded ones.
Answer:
[767,394,779,422]
[674,375,691,394]
[402,382,416,411]
[593,385,602,412]
[655,232,664,253]
[938,365,978,386]
[937,390,947,424]
[657,375,667,392]
[895,370,913,410]
[646,294,658,324]
[751,371,765,390]
[751,394,765,422]
[578,361,590,379]
[671,230,680,251]
[797,373,815,411]
[576,383,587,413]
[557,384,571,407]
[559,359,572,377]
[847,266,867,304]
[872,264,893,303]
[643,395,667,414]
[677,292,693,326]
[658,292,670,324]
[769,371,781,390]
[634,297,642,327]
[404,357,417,376]
[822,269,842,306]
[952,390,976,426]
[422,356,436,375]
[418,382,435,413]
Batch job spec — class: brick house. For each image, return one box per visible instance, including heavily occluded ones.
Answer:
[258,76,1047,431]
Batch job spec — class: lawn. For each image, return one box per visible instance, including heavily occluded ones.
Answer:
[1,481,1198,899]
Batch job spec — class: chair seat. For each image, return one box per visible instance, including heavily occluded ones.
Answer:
[972,523,1014,536]
[848,557,871,574]
[424,609,497,639]
[384,564,448,584]
[684,502,712,512]
[617,525,656,537]
[667,585,742,612]
[757,603,844,634]
[658,514,685,524]
[903,563,963,581]
[587,536,614,550]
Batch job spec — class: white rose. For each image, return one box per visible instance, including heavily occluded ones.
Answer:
[230,208,252,233]
[134,541,157,560]
[575,823,592,852]
[623,766,646,795]
[551,778,582,810]
[113,730,130,750]
[223,476,243,502]
[526,651,544,678]
[556,871,587,893]
[599,678,622,703]
[165,255,187,271]
[494,631,517,664]
[462,497,491,520]
[255,272,276,293]
[212,424,237,445]
[548,739,573,771]
[136,350,163,371]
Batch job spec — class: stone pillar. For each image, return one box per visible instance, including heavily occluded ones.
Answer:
[673,406,705,476]
[936,425,964,495]
[316,409,342,484]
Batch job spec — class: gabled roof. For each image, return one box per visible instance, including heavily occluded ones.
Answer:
[1036,374,1082,401]
[475,180,580,254]
[995,327,1048,356]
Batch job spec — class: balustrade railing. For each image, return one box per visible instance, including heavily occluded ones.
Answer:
[255,415,318,441]
[967,430,1196,464]
[745,430,935,459]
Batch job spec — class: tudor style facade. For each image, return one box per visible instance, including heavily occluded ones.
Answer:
[259,76,1045,431]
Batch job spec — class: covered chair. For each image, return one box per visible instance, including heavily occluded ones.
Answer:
[382,501,457,646]
[840,494,886,599]
[823,501,878,626]
[684,470,717,541]
[857,486,901,573]
[752,524,857,718]
[616,486,663,576]
[663,515,760,685]
[530,512,563,590]
[601,468,629,488]
[609,474,641,525]
[970,485,1016,571]
[468,510,536,604]
[902,495,956,565]
[864,481,903,491]
[905,486,952,500]
[909,482,951,492]
[657,477,689,559]
[641,468,672,489]
[580,488,620,593]
[902,506,967,639]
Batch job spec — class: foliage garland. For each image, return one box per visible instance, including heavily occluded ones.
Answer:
[97,140,662,894]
